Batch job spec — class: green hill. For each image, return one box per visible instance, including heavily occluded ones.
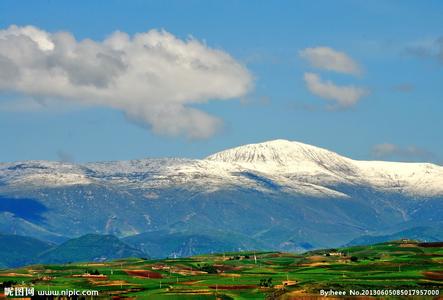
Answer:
[0,234,148,268]
[0,234,53,268]
[37,234,147,264]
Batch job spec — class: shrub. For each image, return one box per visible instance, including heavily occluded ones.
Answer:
[199,265,218,274]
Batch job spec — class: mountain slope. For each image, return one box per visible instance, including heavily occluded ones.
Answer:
[123,230,267,258]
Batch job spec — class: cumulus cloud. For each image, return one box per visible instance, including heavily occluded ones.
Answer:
[299,47,361,75]
[372,143,438,163]
[303,73,367,107]
[0,25,253,139]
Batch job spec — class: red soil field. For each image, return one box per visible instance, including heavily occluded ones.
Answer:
[208,284,257,290]
[124,270,163,279]
[418,242,443,248]
[423,271,443,280]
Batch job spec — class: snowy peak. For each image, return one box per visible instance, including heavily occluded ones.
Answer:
[205,139,352,167]
[205,139,443,197]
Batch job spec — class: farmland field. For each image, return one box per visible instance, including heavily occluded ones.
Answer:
[0,240,442,299]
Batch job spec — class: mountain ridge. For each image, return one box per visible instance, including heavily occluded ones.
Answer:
[1,139,442,197]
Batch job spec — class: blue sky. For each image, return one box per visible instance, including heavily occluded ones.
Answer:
[0,0,442,163]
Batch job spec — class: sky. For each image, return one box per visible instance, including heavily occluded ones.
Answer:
[0,0,442,164]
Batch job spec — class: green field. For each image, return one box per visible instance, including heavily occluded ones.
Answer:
[1,240,442,299]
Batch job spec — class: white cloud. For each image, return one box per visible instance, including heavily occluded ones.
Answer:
[0,25,253,139]
[299,47,361,75]
[303,73,367,107]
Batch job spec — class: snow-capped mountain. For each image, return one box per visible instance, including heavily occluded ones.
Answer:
[2,139,442,197]
[0,140,442,255]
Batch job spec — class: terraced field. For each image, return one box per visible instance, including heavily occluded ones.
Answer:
[0,240,442,299]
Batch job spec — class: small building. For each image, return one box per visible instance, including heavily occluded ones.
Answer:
[328,252,344,256]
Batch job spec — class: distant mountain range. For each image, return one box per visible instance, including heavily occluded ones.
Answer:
[346,226,443,246]
[0,139,442,262]
[1,225,442,268]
